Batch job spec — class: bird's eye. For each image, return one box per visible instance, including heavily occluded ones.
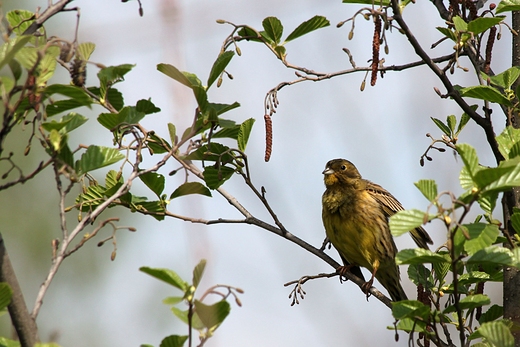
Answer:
[340,165,346,170]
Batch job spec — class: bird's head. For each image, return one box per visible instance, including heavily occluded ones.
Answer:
[322,159,362,187]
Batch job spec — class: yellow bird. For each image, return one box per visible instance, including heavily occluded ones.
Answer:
[321,159,432,301]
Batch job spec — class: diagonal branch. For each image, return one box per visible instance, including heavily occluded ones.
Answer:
[390,1,504,163]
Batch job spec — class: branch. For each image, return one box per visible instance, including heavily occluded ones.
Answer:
[22,0,75,35]
[389,1,504,163]
[0,233,38,347]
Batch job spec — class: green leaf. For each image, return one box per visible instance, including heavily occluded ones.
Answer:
[97,64,135,85]
[139,172,165,197]
[496,126,520,159]
[457,143,479,178]
[446,115,456,134]
[139,267,188,291]
[436,27,457,42]
[389,209,435,237]
[136,99,161,115]
[159,335,188,347]
[479,157,520,194]
[77,42,95,60]
[170,182,212,199]
[46,99,89,117]
[444,294,490,314]
[463,223,500,255]
[76,146,125,175]
[468,17,504,35]
[185,143,234,163]
[342,0,391,5]
[456,109,473,135]
[458,85,512,106]
[262,17,283,44]
[452,16,468,32]
[42,112,88,133]
[0,336,21,347]
[414,179,438,202]
[6,10,35,35]
[133,201,166,221]
[76,184,106,211]
[0,35,32,70]
[168,123,177,145]
[496,0,520,14]
[203,166,235,189]
[213,124,240,140]
[237,118,255,152]
[210,102,240,116]
[170,307,205,330]
[466,246,515,266]
[391,300,430,321]
[157,63,194,88]
[88,87,124,111]
[192,259,206,288]
[511,212,520,234]
[105,170,123,196]
[207,51,234,88]
[396,248,450,265]
[97,106,146,130]
[0,283,12,310]
[431,117,451,137]
[285,15,330,43]
[407,264,434,289]
[194,300,230,329]
[470,321,514,347]
[459,166,474,190]
[478,304,504,324]
[162,296,184,305]
[458,271,492,286]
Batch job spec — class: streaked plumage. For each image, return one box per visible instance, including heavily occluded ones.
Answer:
[321,159,432,301]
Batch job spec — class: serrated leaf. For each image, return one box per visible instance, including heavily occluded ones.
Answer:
[496,126,520,159]
[185,143,234,163]
[478,304,504,324]
[237,118,255,152]
[466,246,515,266]
[459,85,512,106]
[97,106,146,130]
[431,117,451,136]
[77,42,95,60]
[453,16,468,32]
[76,184,106,211]
[159,335,188,347]
[457,143,479,178]
[414,179,438,202]
[458,271,492,286]
[192,259,206,288]
[133,201,166,221]
[285,15,330,43]
[459,166,474,190]
[262,17,283,45]
[105,170,123,196]
[139,172,165,197]
[203,166,235,189]
[140,267,188,291]
[88,87,124,111]
[97,64,135,85]
[194,300,230,329]
[468,16,504,35]
[391,300,430,321]
[76,146,125,175]
[207,51,234,89]
[444,294,490,314]
[42,112,88,133]
[496,0,520,14]
[0,35,32,70]
[479,157,520,194]
[170,182,212,199]
[136,99,161,115]
[396,248,450,265]
[407,264,434,288]
[389,209,435,237]
[462,223,500,255]
[470,321,514,347]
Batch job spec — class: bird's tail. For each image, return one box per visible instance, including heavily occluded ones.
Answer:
[376,265,408,302]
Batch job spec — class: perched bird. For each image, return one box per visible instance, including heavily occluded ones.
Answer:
[321,159,432,301]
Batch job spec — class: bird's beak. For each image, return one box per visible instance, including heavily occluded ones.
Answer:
[322,167,333,175]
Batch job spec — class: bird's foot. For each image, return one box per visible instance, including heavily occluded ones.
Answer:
[361,279,374,301]
[336,265,355,283]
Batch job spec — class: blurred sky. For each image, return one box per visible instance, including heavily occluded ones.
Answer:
[0,0,512,346]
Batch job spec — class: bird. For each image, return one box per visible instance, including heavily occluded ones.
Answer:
[321,158,433,301]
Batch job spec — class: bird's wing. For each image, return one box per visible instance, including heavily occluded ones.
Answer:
[365,180,433,249]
